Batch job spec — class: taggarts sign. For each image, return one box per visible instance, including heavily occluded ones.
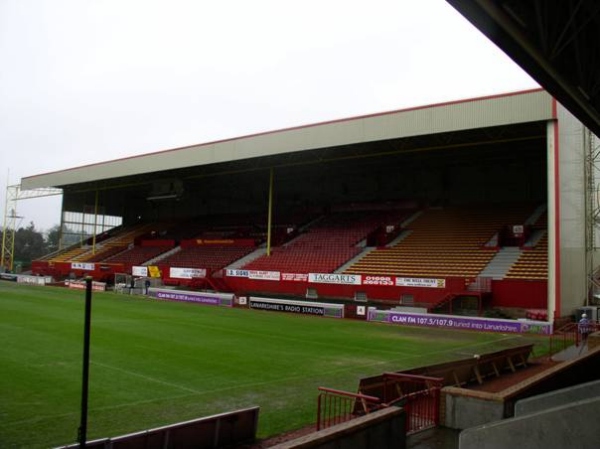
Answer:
[309,273,362,285]
[395,277,446,288]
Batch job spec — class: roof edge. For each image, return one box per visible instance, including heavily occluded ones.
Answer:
[22,88,544,184]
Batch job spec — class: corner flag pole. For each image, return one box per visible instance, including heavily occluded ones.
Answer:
[78,276,93,448]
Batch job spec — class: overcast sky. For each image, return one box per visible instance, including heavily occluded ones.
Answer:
[0,0,539,232]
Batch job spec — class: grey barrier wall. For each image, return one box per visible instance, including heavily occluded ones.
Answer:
[55,406,259,449]
[514,379,600,416]
[443,346,600,430]
[459,397,600,449]
[269,407,406,449]
[443,391,505,430]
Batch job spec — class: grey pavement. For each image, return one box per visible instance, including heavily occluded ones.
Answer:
[407,427,460,449]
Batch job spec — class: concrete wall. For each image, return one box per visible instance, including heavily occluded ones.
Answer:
[556,104,588,317]
[269,407,406,449]
[444,346,600,432]
[459,397,600,449]
[443,389,504,430]
[514,379,600,416]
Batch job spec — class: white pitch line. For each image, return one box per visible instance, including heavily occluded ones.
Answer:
[91,360,204,395]
[3,334,527,427]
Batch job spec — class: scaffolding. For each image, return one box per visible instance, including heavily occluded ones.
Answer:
[585,130,600,305]
[1,184,62,272]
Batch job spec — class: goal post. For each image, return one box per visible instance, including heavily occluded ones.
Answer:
[114,273,131,293]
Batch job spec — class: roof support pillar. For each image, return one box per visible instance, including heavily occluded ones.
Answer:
[266,168,274,257]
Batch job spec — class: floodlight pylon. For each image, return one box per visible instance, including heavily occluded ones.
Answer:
[1,184,62,272]
[1,185,20,272]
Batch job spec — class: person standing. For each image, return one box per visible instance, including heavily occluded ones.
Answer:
[578,313,592,344]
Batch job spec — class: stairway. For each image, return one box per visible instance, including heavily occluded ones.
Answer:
[336,248,372,273]
[226,247,267,269]
[145,246,181,265]
[525,203,547,225]
[479,247,522,280]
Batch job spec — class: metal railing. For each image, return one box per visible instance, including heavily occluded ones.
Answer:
[548,322,578,357]
[381,373,443,434]
[548,321,600,357]
[317,373,443,434]
[316,387,382,431]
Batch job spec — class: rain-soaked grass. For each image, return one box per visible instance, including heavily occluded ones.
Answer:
[0,282,540,448]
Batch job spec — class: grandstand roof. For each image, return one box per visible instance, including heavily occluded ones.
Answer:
[447,0,600,138]
[21,89,553,192]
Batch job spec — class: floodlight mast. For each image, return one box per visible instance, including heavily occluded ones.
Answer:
[0,183,62,272]
[1,184,20,272]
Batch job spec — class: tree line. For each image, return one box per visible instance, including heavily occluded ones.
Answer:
[0,222,61,271]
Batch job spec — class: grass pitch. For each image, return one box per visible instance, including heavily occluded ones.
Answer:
[1,282,539,448]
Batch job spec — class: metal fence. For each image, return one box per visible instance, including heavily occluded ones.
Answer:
[317,373,443,435]
[380,373,443,434]
[548,320,600,358]
[316,387,382,431]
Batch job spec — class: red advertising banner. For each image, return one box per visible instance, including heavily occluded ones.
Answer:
[362,275,394,286]
[282,273,309,282]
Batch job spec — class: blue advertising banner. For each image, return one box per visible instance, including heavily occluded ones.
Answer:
[148,288,234,307]
[368,309,552,335]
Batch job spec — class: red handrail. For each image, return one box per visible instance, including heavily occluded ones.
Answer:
[316,387,381,430]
